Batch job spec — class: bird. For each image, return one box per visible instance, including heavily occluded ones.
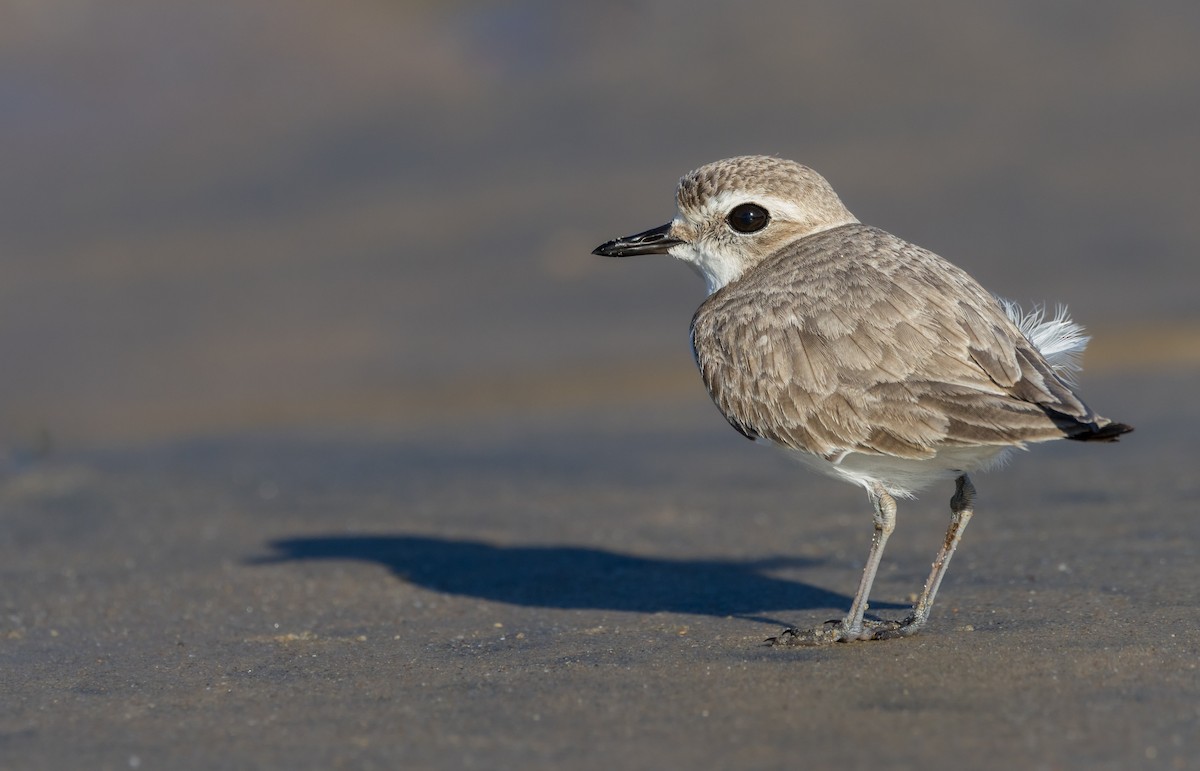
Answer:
[592,155,1132,645]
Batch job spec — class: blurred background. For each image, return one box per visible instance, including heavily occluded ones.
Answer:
[3,0,1198,453]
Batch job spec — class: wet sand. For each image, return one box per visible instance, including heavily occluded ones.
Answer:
[3,370,1196,769]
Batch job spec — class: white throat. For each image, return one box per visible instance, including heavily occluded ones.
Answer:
[667,240,746,295]
[668,214,856,295]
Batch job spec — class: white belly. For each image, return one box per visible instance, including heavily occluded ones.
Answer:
[774,442,1017,499]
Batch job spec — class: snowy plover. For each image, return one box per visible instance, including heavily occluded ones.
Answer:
[594,155,1132,644]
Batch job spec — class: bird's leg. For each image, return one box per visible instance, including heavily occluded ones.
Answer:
[891,474,976,636]
[770,482,897,645]
[840,482,897,638]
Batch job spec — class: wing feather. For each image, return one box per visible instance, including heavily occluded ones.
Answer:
[690,224,1108,459]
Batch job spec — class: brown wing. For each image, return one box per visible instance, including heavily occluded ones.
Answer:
[690,225,1105,460]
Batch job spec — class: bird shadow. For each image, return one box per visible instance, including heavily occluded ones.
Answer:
[250,533,904,625]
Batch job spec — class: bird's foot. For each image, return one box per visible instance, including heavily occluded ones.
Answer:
[764,620,846,646]
[765,616,921,646]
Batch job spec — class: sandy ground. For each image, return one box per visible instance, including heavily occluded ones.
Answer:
[3,3,1199,769]
[3,370,1196,770]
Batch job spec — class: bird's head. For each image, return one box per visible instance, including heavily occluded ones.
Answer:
[593,155,858,294]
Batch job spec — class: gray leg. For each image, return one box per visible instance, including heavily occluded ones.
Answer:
[894,474,976,636]
[770,482,897,645]
[769,476,976,646]
[839,482,897,639]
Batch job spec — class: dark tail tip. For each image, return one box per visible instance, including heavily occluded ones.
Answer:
[1069,421,1134,443]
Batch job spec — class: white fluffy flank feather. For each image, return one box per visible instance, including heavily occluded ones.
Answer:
[997,297,1089,382]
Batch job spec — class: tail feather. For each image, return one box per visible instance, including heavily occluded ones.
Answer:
[998,298,1089,382]
[1068,420,1134,443]
[998,297,1133,443]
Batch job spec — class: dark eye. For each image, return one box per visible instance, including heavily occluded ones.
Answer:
[726,203,769,234]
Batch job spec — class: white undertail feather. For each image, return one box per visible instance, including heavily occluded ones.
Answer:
[997,298,1089,382]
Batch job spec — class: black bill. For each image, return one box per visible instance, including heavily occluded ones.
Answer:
[592,222,684,257]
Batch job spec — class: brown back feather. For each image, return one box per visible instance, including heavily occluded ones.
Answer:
[690,225,1122,458]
